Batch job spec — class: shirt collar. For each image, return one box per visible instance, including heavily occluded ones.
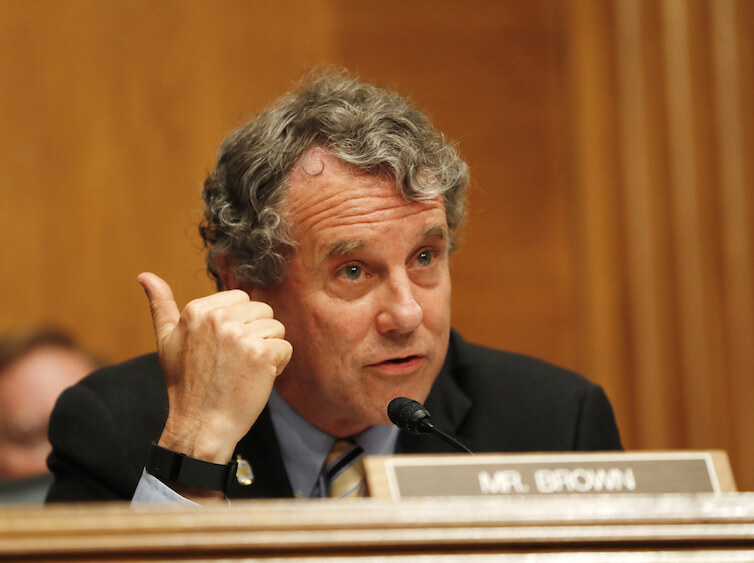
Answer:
[267,389,399,497]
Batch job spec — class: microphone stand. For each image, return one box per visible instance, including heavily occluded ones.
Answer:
[419,419,474,454]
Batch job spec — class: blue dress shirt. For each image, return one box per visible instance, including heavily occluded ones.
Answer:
[132,389,398,504]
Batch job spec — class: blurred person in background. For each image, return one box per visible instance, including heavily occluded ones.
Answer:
[0,327,97,503]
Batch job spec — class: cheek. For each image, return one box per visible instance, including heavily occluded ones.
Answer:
[418,278,452,327]
[311,300,374,350]
[0,441,50,477]
[289,298,376,365]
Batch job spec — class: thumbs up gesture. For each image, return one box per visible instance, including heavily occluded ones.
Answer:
[137,273,292,464]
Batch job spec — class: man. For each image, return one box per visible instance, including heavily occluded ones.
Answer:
[0,328,96,503]
[46,71,621,503]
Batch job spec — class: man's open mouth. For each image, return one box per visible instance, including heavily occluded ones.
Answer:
[379,355,421,365]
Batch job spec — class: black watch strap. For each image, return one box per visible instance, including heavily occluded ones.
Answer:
[147,443,237,492]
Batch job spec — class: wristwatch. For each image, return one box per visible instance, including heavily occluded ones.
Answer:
[147,443,254,491]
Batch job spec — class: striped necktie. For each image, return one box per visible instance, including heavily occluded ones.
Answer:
[324,438,365,498]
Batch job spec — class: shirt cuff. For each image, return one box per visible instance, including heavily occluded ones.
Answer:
[131,468,200,506]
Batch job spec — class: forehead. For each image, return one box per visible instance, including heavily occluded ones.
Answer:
[282,151,447,250]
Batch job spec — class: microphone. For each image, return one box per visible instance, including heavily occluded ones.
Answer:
[387,397,473,454]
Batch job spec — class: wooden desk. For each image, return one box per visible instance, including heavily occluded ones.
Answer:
[1,493,753,561]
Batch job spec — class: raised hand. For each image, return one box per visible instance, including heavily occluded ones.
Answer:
[137,272,292,464]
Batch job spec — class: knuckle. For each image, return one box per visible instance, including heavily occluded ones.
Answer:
[275,342,294,376]
[215,322,239,344]
[225,289,250,302]
[268,319,286,338]
[206,307,228,328]
[181,299,204,323]
[282,340,293,359]
[243,337,264,358]
[254,301,274,319]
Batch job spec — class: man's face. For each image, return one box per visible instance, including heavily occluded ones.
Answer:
[253,151,451,436]
[0,346,93,479]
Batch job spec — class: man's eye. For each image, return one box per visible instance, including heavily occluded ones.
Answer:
[416,250,433,266]
[342,265,363,281]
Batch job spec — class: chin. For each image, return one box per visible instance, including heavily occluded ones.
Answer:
[370,385,433,425]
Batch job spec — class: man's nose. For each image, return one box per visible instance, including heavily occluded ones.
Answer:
[375,272,423,335]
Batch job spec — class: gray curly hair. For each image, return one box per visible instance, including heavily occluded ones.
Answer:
[199,71,469,289]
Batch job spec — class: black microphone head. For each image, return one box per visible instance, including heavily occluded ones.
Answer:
[387,397,434,434]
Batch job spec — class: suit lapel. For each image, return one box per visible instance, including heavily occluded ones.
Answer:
[398,331,472,454]
[226,406,294,499]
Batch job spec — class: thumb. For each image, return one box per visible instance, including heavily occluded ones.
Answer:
[137,272,180,345]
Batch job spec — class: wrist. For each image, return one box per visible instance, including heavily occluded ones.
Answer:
[146,443,253,493]
[158,417,237,464]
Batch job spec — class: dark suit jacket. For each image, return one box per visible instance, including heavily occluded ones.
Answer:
[46,330,621,502]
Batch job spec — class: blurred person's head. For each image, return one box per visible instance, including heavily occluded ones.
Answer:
[0,327,97,480]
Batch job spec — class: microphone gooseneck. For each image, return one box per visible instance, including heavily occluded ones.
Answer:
[387,397,473,454]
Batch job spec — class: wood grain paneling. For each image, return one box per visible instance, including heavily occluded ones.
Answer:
[614,0,682,449]
[567,0,753,488]
[566,0,636,446]
[0,0,338,361]
[710,0,754,500]
[2,494,754,560]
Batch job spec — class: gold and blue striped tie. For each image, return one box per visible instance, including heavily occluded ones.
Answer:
[324,439,365,498]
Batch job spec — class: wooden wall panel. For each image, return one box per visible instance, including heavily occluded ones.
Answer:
[614,0,683,450]
[0,0,338,361]
[661,0,729,450]
[710,0,754,498]
[566,0,637,447]
[713,0,754,494]
[568,0,754,489]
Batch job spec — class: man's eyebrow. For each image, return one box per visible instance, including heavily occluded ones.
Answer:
[325,239,367,259]
[322,224,447,263]
[423,224,448,240]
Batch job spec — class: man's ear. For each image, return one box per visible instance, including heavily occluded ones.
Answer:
[216,254,241,291]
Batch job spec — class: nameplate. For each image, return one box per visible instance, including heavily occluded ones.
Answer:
[364,450,735,499]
